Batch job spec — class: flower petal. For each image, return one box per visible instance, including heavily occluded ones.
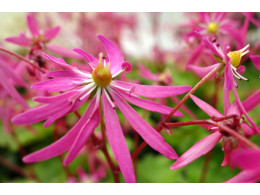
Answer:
[27,14,39,37]
[171,131,222,170]
[32,78,81,92]
[5,34,32,47]
[190,94,222,117]
[97,35,124,74]
[231,149,260,170]
[185,42,205,70]
[242,90,260,112]
[250,55,260,70]
[63,108,100,166]
[187,63,219,78]
[112,80,191,98]
[46,45,84,60]
[115,88,183,117]
[110,89,178,159]
[0,68,28,108]
[44,26,60,41]
[42,52,76,70]
[72,48,98,67]
[137,63,159,82]
[102,92,136,183]
[225,169,260,183]
[23,97,97,163]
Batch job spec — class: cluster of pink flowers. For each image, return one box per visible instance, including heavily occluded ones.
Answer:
[0,12,259,183]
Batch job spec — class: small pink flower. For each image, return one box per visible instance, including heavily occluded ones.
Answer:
[5,14,81,59]
[12,35,192,183]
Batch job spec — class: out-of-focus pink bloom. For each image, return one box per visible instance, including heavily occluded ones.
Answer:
[181,13,243,69]
[0,59,28,108]
[68,167,106,183]
[250,55,260,70]
[12,35,191,183]
[225,149,260,183]
[171,92,259,170]
[5,14,82,60]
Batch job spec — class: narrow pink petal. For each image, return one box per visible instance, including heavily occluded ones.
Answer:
[187,63,219,78]
[12,100,70,125]
[43,103,73,128]
[42,52,76,70]
[46,45,84,60]
[171,131,222,170]
[72,48,98,67]
[23,98,97,163]
[250,55,260,70]
[63,108,100,166]
[97,35,124,74]
[27,14,39,37]
[32,78,81,92]
[5,35,32,47]
[232,85,259,133]
[137,63,159,81]
[115,88,183,117]
[0,70,28,108]
[112,80,191,98]
[225,169,260,183]
[110,89,178,159]
[185,43,204,70]
[102,93,136,183]
[0,60,27,88]
[224,62,234,91]
[45,70,87,79]
[231,149,260,170]
[193,31,224,58]
[243,90,260,112]
[227,100,241,116]
[43,26,60,41]
[33,91,78,103]
[241,123,256,136]
[190,94,222,117]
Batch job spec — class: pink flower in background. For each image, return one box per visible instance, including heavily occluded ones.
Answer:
[68,167,106,183]
[250,55,260,70]
[0,58,28,108]
[12,35,192,183]
[225,149,260,183]
[171,92,259,170]
[5,14,82,60]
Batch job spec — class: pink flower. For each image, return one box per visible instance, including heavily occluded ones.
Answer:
[188,32,258,131]
[5,14,81,59]
[170,92,259,170]
[12,35,192,183]
[225,149,260,183]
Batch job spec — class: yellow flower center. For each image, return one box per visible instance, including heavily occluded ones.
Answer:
[227,44,249,67]
[207,22,218,34]
[92,55,112,87]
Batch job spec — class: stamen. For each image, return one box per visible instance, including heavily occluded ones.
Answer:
[103,88,116,109]
[72,78,93,84]
[110,83,135,96]
[112,69,125,78]
[76,70,92,78]
[78,83,96,101]
[231,66,249,81]
[93,87,101,111]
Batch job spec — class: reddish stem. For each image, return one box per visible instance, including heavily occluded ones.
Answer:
[0,47,46,74]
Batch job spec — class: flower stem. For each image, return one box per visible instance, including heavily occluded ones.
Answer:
[0,47,46,74]
[132,63,225,159]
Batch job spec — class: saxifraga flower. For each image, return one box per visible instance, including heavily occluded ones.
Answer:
[12,35,192,183]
